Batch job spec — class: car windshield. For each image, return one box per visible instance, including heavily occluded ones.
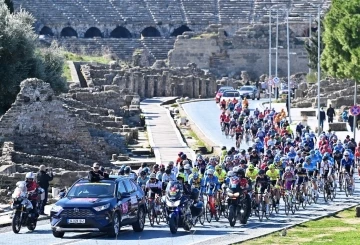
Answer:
[67,181,115,198]
[219,87,233,93]
[223,91,239,97]
[240,87,253,91]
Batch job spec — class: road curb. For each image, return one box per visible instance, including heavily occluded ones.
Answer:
[178,102,222,156]
[236,203,359,245]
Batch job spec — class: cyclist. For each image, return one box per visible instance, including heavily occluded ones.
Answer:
[341,151,355,188]
[266,164,280,208]
[255,169,271,214]
[294,163,309,202]
[137,170,149,191]
[319,155,334,189]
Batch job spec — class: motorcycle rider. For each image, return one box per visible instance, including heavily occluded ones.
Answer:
[25,172,40,218]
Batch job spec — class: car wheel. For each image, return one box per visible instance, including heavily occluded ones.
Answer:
[52,230,65,238]
[252,95,255,100]
[108,212,121,237]
[132,206,145,232]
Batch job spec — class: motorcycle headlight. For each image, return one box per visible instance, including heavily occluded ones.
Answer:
[93,203,110,212]
[166,199,181,207]
[51,205,63,213]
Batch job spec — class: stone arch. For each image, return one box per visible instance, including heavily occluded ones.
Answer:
[60,27,78,37]
[171,25,192,37]
[141,26,161,37]
[84,27,103,38]
[39,26,54,36]
[110,26,132,38]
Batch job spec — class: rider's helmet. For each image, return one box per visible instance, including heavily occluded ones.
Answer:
[181,154,187,160]
[310,150,315,155]
[241,149,246,154]
[248,164,254,170]
[305,156,311,162]
[255,138,260,143]
[285,166,291,172]
[232,166,239,173]
[215,165,222,171]
[237,168,245,178]
[322,156,328,161]
[25,172,34,182]
[149,173,156,180]
[234,154,240,160]
[184,164,191,170]
[269,164,275,170]
[225,156,231,162]
[193,173,199,180]
[124,166,131,174]
[206,169,215,175]
[140,170,147,177]
[296,163,303,169]
[177,172,185,181]
[344,151,350,157]
[227,171,235,177]
[192,167,199,173]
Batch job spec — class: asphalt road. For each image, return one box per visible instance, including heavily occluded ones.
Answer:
[182,99,267,150]
[1,99,359,244]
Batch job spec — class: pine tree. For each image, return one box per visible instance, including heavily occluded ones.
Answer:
[305,18,324,70]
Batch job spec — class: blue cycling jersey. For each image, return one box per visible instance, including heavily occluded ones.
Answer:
[341,158,354,167]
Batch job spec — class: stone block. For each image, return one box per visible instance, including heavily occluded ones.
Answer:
[301,111,316,117]
[329,122,347,131]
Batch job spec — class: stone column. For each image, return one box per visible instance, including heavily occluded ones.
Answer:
[146,75,154,98]
[162,71,171,96]
[184,75,194,98]
[193,77,200,98]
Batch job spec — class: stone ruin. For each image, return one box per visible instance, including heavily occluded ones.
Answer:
[79,62,217,99]
[292,78,358,110]
[0,78,141,197]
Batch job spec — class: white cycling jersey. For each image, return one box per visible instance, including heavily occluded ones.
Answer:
[320,160,332,175]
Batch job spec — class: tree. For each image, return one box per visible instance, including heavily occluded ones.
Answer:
[305,18,324,70]
[0,0,66,114]
[4,0,13,13]
[321,0,360,80]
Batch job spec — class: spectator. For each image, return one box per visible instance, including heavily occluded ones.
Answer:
[88,162,108,181]
[36,165,53,215]
[326,104,336,123]
[348,114,354,132]
[317,107,326,129]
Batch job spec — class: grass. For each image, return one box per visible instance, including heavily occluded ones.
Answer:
[241,207,360,245]
[170,103,179,108]
[62,51,113,81]
[188,130,206,148]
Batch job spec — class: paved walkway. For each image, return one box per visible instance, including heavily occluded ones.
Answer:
[141,97,195,165]
[262,102,360,142]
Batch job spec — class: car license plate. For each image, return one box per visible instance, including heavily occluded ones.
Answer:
[67,219,85,224]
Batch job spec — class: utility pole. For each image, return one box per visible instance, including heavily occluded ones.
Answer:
[269,9,272,109]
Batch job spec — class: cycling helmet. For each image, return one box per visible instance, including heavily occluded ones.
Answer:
[140,170,147,176]
[296,150,302,154]
[124,166,131,174]
[310,150,315,155]
[207,169,215,175]
[237,168,245,178]
[225,156,231,162]
[149,173,156,179]
[143,167,150,174]
[177,172,185,180]
[168,161,174,166]
[255,138,260,142]
[227,171,235,177]
[344,151,350,156]
[296,163,302,168]
[258,169,265,175]
[322,156,328,161]
[285,166,291,172]
[248,164,254,170]
[215,165,222,171]
[234,154,240,160]
[240,159,246,165]
[305,156,311,162]
[289,146,294,151]
[25,172,34,180]
[192,168,199,173]
[184,164,191,170]
[241,149,246,154]
[233,166,239,173]
[209,157,216,162]
[269,164,275,170]
[193,173,199,180]
[181,154,187,160]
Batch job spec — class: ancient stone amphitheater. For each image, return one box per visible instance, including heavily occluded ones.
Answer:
[13,0,331,63]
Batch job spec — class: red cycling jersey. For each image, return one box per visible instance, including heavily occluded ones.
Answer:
[26,181,39,201]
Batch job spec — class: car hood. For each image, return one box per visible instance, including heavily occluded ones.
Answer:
[56,197,115,208]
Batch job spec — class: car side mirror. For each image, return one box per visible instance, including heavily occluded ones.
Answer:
[59,192,66,199]
[121,192,131,198]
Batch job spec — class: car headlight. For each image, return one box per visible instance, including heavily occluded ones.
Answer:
[166,199,181,207]
[51,205,63,213]
[93,203,110,212]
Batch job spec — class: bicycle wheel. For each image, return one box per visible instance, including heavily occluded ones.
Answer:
[323,185,328,202]
[205,203,212,223]
[307,187,313,205]
[302,195,307,209]
[294,193,300,211]
[331,184,337,200]
[257,202,263,222]
[290,194,296,214]
[273,196,279,214]
[199,208,205,225]
[223,203,229,219]
[344,180,350,197]
[313,190,318,204]
[263,201,272,220]
[149,207,155,227]
[215,205,220,222]
[283,195,290,215]
[155,207,161,225]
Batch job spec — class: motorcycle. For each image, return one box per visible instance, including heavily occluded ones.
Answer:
[227,189,251,227]
[10,181,44,233]
[164,181,203,234]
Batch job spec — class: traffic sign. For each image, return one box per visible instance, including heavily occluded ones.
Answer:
[273,77,280,84]
[350,105,360,116]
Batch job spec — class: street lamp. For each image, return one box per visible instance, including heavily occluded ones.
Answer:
[304,13,313,74]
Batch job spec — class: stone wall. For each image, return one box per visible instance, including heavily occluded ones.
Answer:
[169,24,309,78]
[79,62,217,98]
[0,78,127,166]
